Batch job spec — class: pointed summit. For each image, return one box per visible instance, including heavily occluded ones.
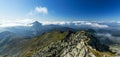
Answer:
[32,21,42,28]
[32,21,42,26]
[32,21,42,32]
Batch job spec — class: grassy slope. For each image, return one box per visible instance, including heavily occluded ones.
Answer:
[0,35,30,56]
[22,30,69,57]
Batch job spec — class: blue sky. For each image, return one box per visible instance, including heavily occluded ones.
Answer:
[0,0,120,21]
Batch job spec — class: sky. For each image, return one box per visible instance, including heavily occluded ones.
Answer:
[0,0,120,22]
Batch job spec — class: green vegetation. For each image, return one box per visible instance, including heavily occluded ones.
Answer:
[22,30,69,57]
[0,30,115,57]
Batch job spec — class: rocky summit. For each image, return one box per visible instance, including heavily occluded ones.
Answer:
[28,30,114,57]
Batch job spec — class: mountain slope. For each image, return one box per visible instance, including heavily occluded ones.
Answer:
[0,31,30,57]
[22,30,114,57]
[21,30,69,57]
[0,30,115,57]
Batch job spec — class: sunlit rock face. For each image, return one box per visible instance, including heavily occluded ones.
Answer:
[31,31,114,57]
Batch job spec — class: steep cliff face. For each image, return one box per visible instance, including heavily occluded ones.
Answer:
[30,31,114,57]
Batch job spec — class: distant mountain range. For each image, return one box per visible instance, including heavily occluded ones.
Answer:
[0,21,75,38]
[0,21,120,44]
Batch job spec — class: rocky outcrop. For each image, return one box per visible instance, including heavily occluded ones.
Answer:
[31,31,114,57]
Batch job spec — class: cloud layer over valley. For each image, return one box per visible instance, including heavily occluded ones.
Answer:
[0,19,120,44]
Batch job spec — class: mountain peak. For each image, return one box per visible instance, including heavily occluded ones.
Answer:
[32,21,42,25]
[32,21,42,27]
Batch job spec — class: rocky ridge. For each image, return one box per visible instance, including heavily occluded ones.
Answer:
[31,31,114,57]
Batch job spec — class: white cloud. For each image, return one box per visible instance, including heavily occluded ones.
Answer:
[39,21,109,28]
[39,21,70,25]
[0,20,109,28]
[27,6,48,16]
[0,19,35,27]
[96,33,120,44]
[72,21,109,28]
[35,6,48,14]
[88,23,109,28]
[0,23,24,27]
